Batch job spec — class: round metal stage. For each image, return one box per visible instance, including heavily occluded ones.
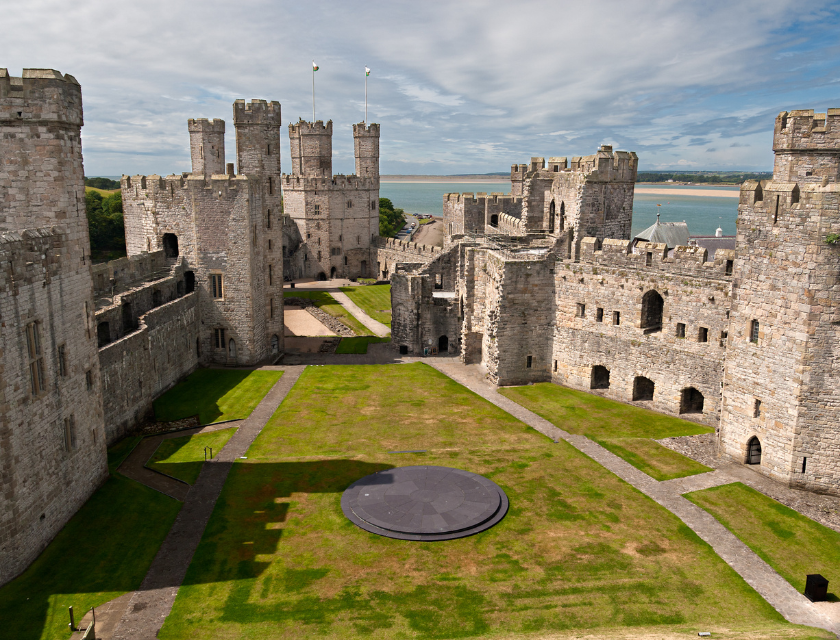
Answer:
[340,465,509,541]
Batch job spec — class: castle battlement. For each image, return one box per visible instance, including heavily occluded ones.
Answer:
[187,118,225,132]
[353,122,379,136]
[576,236,735,278]
[444,192,523,205]
[0,68,82,126]
[509,146,637,183]
[123,173,250,200]
[233,99,281,125]
[289,118,332,135]
[773,109,840,152]
[280,173,378,190]
[375,235,442,257]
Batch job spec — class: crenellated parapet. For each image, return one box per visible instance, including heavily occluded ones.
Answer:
[233,99,282,126]
[772,108,840,183]
[0,68,82,126]
[375,235,443,257]
[280,173,379,191]
[576,236,735,279]
[123,172,250,198]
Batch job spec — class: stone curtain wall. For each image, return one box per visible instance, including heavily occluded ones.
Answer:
[99,292,199,444]
[0,69,107,587]
[375,236,441,280]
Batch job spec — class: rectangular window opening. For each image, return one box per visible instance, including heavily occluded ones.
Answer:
[58,344,67,378]
[676,323,686,338]
[750,320,760,343]
[85,370,93,392]
[801,457,807,473]
[753,398,762,418]
[553,360,557,372]
[26,321,46,396]
[725,260,733,276]
[211,274,224,299]
[526,355,533,368]
[612,311,620,326]
[214,328,226,349]
[645,251,652,267]
[596,308,604,322]
[576,303,586,318]
[698,327,709,342]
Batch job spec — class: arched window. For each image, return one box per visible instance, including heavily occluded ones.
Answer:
[549,201,555,233]
[162,233,179,259]
[633,376,655,401]
[746,436,762,465]
[590,365,610,389]
[640,290,664,333]
[680,387,704,414]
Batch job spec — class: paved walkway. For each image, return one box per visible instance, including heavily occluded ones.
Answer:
[284,280,391,338]
[112,366,305,640]
[117,422,242,501]
[428,360,837,636]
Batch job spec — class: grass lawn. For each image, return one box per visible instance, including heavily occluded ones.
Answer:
[0,474,180,640]
[154,369,283,424]
[107,435,142,474]
[158,363,815,640]
[499,383,712,481]
[335,336,390,354]
[148,428,238,484]
[339,284,392,328]
[284,291,370,335]
[686,483,840,598]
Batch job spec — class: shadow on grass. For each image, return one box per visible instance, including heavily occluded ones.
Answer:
[153,369,281,425]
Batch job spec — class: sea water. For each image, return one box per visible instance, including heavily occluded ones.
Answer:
[380,182,740,238]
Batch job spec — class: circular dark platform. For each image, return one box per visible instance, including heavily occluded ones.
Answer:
[341,466,509,541]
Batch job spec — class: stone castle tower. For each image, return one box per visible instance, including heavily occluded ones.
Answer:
[0,68,107,584]
[719,109,840,492]
[282,120,380,280]
[122,99,285,364]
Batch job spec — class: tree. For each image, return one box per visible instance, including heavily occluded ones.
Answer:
[86,190,126,259]
[379,197,406,238]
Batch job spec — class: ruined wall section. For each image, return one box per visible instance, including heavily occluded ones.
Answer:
[98,291,199,444]
[552,238,733,426]
[374,236,440,280]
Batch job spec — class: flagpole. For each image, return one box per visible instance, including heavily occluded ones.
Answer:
[364,67,368,123]
[312,61,315,122]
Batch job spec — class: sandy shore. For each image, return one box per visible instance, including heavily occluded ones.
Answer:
[382,176,508,183]
[636,187,739,198]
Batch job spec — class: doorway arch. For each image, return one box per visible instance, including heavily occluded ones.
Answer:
[162,233,179,258]
[680,387,704,414]
[270,334,280,355]
[228,339,237,361]
[641,290,664,332]
[633,376,655,401]
[746,437,762,465]
[360,260,367,277]
[317,272,327,281]
[330,266,337,279]
[590,365,610,389]
[438,335,449,353]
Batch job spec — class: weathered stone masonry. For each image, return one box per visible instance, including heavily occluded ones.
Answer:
[392,123,839,495]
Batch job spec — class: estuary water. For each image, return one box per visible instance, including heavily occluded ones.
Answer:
[380,182,740,238]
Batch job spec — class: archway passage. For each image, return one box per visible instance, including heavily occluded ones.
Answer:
[330,266,337,279]
[591,365,610,390]
[438,335,449,353]
[162,233,179,259]
[185,271,195,293]
[490,214,499,228]
[317,272,327,281]
[228,339,237,360]
[399,345,409,355]
[122,303,135,332]
[360,260,368,277]
[747,437,762,465]
[680,387,704,414]
[641,290,664,332]
[633,376,655,401]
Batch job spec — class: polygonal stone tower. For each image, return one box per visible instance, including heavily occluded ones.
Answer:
[720,109,840,494]
[288,119,332,177]
[353,122,380,179]
[188,118,225,177]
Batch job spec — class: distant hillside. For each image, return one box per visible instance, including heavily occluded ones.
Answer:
[637,171,772,184]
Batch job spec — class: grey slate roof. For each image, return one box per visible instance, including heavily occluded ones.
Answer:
[633,218,690,249]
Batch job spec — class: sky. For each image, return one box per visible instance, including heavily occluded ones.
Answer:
[4,0,840,176]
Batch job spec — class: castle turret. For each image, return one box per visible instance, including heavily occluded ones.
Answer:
[233,99,282,178]
[772,109,840,184]
[288,119,332,177]
[188,118,225,177]
[353,122,380,179]
[720,108,840,495]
